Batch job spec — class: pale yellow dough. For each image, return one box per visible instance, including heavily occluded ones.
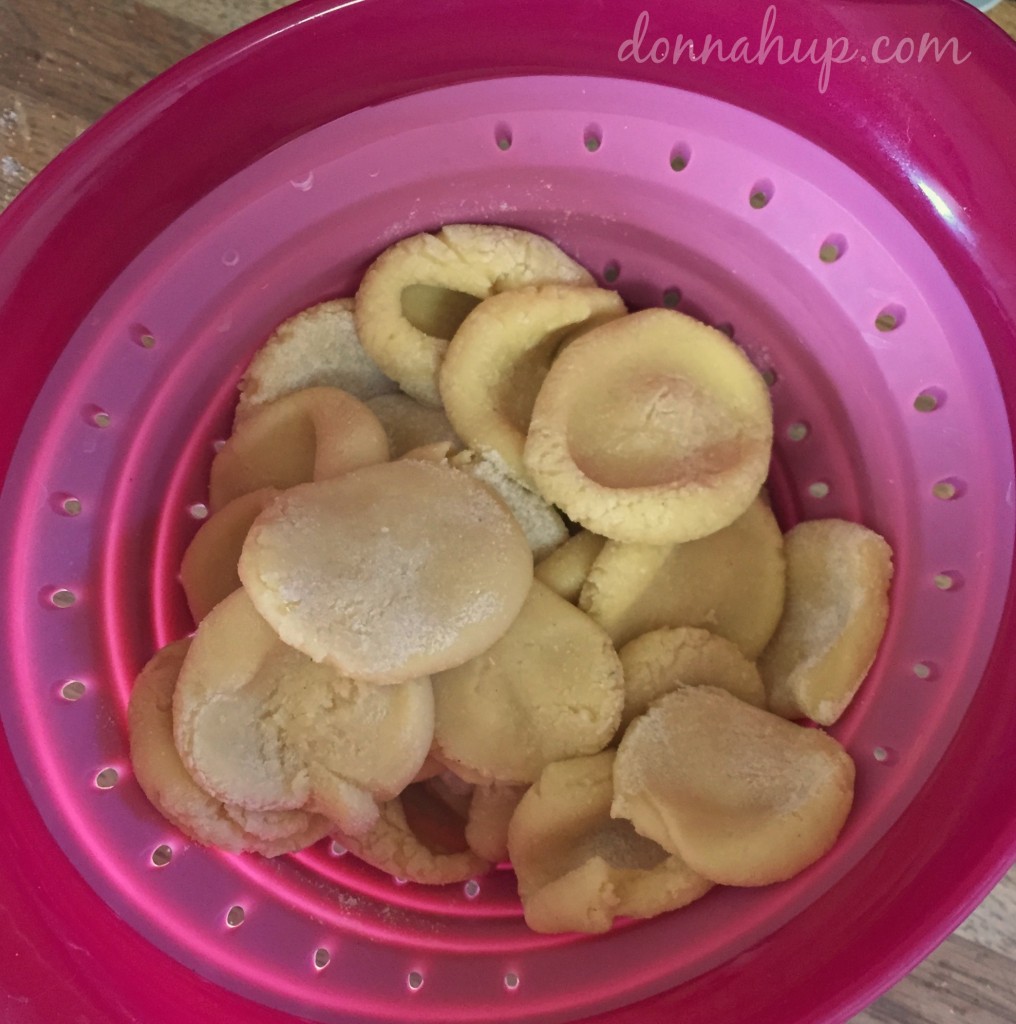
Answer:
[127,639,331,855]
[612,686,855,887]
[465,782,529,863]
[337,775,490,885]
[234,298,397,425]
[365,393,460,458]
[432,580,623,784]
[209,386,389,511]
[238,460,533,683]
[523,308,773,544]
[439,284,626,485]
[618,626,766,731]
[534,530,607,604]
[179,487,279,623]
[761,519,893,725]
[173,590,434,837]
[508,751,712,934]
[355,224,594,406]
[579,497,785,656]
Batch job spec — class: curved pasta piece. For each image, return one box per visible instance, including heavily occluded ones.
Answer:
[534,530,606,604]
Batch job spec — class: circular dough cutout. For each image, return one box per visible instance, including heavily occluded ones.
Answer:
[612,686,855,887]
[507,751,712,934]
[128,639,331,856]
[579,497,785,656]
[235,298,397,425]
[432,580,623,783]
[209,386,389,511]
[524,308,773,544]
[238,459,533,683]
[439,284,626,485]
[618,626,766,731]
[355,224,594,406]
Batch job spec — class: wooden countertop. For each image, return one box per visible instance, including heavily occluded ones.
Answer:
[1,2,1015,1023]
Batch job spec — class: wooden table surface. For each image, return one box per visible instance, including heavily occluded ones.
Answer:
[2,2,1015,1022]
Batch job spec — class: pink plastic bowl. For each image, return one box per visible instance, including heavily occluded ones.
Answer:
[1,1,1015,1023]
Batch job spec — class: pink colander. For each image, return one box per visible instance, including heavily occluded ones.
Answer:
[2,1,1015,1022]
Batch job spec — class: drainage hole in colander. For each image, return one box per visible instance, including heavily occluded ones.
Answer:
[221,250,240,268]
[662,287,681,309]
[494,123,512,151]
[819,234,847,263]
[669,143,691,171]
[329,840,347,857]
[912,661,938,680]
[583,125,602,152]
[932,477,965,501]
[808,481,830,500]
[225,905,245,928]
[934,571,963,591]
[83,404,111,428]
[716,321,734,338]
[188,502,209,520]
[393,876,408,886]
[463,879,481,899]
[60,679,86,701]
[151,844,173,867]
[872,746,899,766]
[47,588,77,609]
[761,368,778,387]
[875,304,905,332]
[407,971,424,992]
[913,388,945,413]
[504,971,521,992]
[132,325,157,349]
[749,179,774,209]
[52,493,82,516]
[212,438,227,454]
[786,422,809,442]
[313,948,331,970]
[95,768,119,789]
[602,261,620,284]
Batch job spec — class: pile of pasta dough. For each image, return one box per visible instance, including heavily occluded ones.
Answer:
[129,224,894,934]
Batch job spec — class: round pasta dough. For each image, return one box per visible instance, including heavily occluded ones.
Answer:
[432,580,623,784]
[508,751,712,934]
[761,519,893,725]
[523,308,773,544]
[238,459,533,683]
[579,497,785,656]
[173,589,434,837]
[209,386,389,511]
[128,639,331,856]
[534,530,607,604]
[355,224,594,406]
[179,487,279,623]
[612,686,855,887]
[618,627,765,731]
[365,393,460,458]
[439,284,626,485]
[235,298,397,425]
[465,782,529,864]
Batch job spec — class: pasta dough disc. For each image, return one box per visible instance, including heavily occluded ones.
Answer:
[366,393,460,458]
[523,308,773,544]
[235,298,397,425]
[618,626,766,731]
[439,284,626,485]
[612,686,855,887]
[173,589,434,836]
[209,386,389,511]
[355,224,594,406]
[508,751,712,934]
[238,460,533,683]
[465,782,529,864]
[760,519,893,725]
[128,639,331,856]
[432,580,623,784]
[179,487,279,623]
[579,497,785,656]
